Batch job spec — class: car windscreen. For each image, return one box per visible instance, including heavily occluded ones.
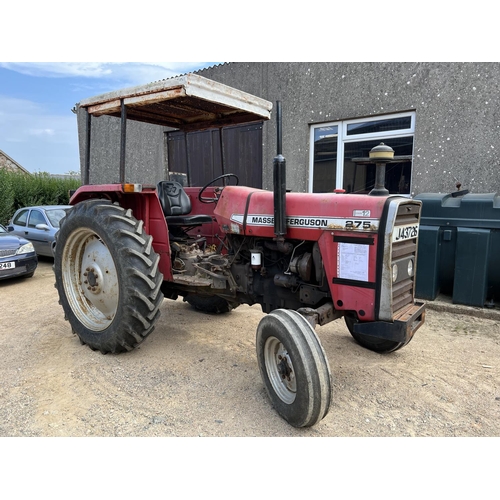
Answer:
[45,209,68,228]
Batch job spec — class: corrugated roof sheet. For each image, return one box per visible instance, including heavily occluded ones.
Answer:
[77,72,272,131]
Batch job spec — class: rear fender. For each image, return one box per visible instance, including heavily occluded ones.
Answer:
[70,184,173,280]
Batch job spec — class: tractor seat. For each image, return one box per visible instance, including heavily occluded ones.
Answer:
[157,181,213,226]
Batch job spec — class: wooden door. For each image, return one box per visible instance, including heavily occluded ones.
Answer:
[166,122,263,188]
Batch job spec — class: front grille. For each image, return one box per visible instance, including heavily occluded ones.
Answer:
[0,248,17,258]
[391,202,420,315]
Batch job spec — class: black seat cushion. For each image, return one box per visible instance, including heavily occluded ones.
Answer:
[157,181,212,226]
[157,181,191,216]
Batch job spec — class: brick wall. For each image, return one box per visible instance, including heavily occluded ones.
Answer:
[0,150,30,174]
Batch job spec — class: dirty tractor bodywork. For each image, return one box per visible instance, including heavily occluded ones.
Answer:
[54,73,425,428]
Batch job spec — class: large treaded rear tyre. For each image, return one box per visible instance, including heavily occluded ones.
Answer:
[54,200,163,354]
[256,309,332,428]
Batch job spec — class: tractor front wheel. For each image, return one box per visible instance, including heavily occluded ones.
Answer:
[54,200,163,354]
[256,309,332,428]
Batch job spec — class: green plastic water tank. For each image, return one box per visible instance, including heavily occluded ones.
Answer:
[414,192,500,307]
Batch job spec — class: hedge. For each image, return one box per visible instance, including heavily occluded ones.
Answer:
[0,170,81,226]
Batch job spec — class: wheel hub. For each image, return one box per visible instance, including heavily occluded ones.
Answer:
[79,239,118,316]
[83,266,102,293]
[277,354,292,381]
[263,336,297,404]
[62,228,119,331]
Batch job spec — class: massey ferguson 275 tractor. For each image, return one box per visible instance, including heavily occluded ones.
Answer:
[54,73,425,428]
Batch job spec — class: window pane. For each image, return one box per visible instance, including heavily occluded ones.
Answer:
[313,126,338,193]
[314,126,338,142]
[346,116,412,136]
[13,209,28,227]
[342,136,413,195]
[45,209,67,228]
[28,210,46,228]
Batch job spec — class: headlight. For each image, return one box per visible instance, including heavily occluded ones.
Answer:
[392,263,398,283]
[407,259,414,277]
[16,242,35,255]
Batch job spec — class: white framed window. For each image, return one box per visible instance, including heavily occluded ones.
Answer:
[308,112,416,195]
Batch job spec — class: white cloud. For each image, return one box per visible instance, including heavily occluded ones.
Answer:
[0,62,110,78]
[29,128,56,136]
[0,95,78,174]
[0,62,222,175]
[0,95,74,145]
[0,95,42,114]
[0,62,221,87]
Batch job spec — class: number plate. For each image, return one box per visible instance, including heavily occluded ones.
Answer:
[0,261,16,270]
[393,223,419,243]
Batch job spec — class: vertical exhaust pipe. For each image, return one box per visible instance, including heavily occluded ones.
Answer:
[273,101,287,239]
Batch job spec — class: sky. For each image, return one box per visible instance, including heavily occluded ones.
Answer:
[1,0,496,178]
[0,62,221,175]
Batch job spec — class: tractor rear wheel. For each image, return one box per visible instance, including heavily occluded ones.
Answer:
[256,309,332,428]
[344,314,407,353]
[54,199,163,354]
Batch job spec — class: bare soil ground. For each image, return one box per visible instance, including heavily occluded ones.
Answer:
[1,258,500,437]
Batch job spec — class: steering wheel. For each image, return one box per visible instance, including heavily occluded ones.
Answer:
[198,173,239,204]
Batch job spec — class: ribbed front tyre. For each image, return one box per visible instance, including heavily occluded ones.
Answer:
[256,309,332,428]
[54,200,163,354]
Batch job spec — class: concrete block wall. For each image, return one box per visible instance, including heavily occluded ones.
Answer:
[78,62,500,196]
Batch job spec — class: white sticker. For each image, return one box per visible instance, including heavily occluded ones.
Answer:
[353,209,371,217]
[338,243,369,282]
[230,214,379,231]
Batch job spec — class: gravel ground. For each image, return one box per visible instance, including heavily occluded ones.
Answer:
[1,258,500,439]
[2,257,499,497]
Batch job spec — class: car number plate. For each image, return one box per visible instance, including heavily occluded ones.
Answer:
[393,223,419,243]
[0,261,16,270]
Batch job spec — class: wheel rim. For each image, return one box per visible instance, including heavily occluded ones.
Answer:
[263,336,297,404]
[61,227,119,331]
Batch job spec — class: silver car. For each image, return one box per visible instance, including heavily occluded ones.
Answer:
[7,205,72,257]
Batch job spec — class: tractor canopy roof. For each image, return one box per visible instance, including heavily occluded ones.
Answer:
[77,73,273,131]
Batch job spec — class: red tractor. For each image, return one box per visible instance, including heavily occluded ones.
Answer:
[54,74,425,428]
